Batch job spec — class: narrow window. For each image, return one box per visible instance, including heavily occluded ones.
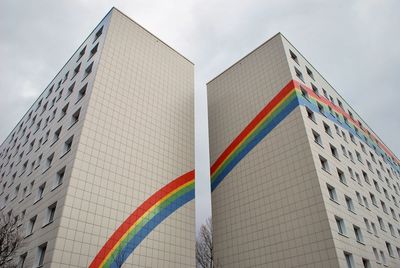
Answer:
[45,202,57,225]
[36,183,46,202]
[77,83,87,102]
[337,169,346,185]
[37,243,47,267]
[330,144,339,159]
[344,252,354,268]
[60,103,69,120]
[70,108,81,127]
[323,122,332,136]
[327,184,337,201]
[72,63,81,79]
[345,196,354,212]
[94,26,103,42]
[54,167,66,188]
[83,62,94,79]
[294,67,304,82]
[53,127,62,144]
[63,136,73,155]
[319,155,329,172]
[289,50,298,63]
[386,242,394,257]
[306,67,314,80]
[26,216,36,236]
[77,46,86,62]
[90,43,99,59]
[353,225,363,243]
[335,216,346,235]
[312,130,322,146]
[306,107,315,122]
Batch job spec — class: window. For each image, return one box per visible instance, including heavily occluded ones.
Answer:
[337,169,346,185]
[70,108,81,127]
[344,252,354,268]
[348,167,354,179]
[323,122,332,136]
[388,223,395,237]
[397,247,400,258]
[356,151,362,163]
[294,67,304,82]
[381,201,388,214]
[60,103,69,120]
[373,247,380,263]
[348,151,354,162]
[378,216,385,231]
[37,243,47,267]
[310,84,319,96]
[306,67,314,80]
[83,62,94,79]
[330,144,339,159]
[306,107,315,122]
[390,208,397,220]
[94,26,103,41]
[353,225,363,243]
[90,43,99,59]
[54,167,66,188]
[335,124,340,135]
[363,196,369,209]
[327,184,337,202]
[362,171,369,184]
[66,82,75,99]
[72,63,81,78]
[317,103,324,114]
[57,89,63,101]
[36,183,45,202]
[342,131,347,142]
[289,50,298,63]
[312,130,322,146]
[319,155,329,172]
[45,202,57,225]
[345,196,354,212]
[341,145,347,157]
[380,250,387,265]
[356,192,363,206]
[51,108,57,122]
[350,133,356,143]
[77,83,87,102]
[53,127,62,144]
[45,153,54,171]
[374,180,380,192]
[371,222,378,236]
[63,136,73,155]
[77,46,86,61]
[364,218,371,233]
[26,216,36,236]
[18,252,27,268]
[335,216,346,235]
[300,86,308,98]
[386,242,394,257]
[362,258,370,268]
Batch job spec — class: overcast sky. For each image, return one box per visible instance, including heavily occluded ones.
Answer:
[1,0,399,229]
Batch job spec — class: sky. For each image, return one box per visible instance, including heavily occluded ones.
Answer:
[1,0,399,230]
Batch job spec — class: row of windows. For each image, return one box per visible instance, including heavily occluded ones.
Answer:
[303,91,399,181]
[290,48,399,173]
[0,77,87,173]
[336,218,400,267]
[313,125,400,209]
[308,105,400,194]
[0,25,103,164]
[0,108,78,194]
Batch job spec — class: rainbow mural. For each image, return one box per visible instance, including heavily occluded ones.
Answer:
[90,79,399,267]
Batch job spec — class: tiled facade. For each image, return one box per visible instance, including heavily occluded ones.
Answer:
[208,33,400,267]
[0,8,194,268]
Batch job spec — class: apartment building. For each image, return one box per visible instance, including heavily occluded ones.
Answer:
[0,8,194,268]
[208,33,399,267]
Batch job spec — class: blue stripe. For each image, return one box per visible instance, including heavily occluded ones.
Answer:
[110,189,195,268]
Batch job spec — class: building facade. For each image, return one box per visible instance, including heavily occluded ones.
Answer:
[0,8,195,268]
[208,33,400,267]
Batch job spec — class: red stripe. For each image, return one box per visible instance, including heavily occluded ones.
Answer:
[294,80,399,163]
[210,80,296,174]
[89,170,195,267]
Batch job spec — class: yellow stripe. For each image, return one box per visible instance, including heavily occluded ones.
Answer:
[100,179,195,267]
[212,87,297,177]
